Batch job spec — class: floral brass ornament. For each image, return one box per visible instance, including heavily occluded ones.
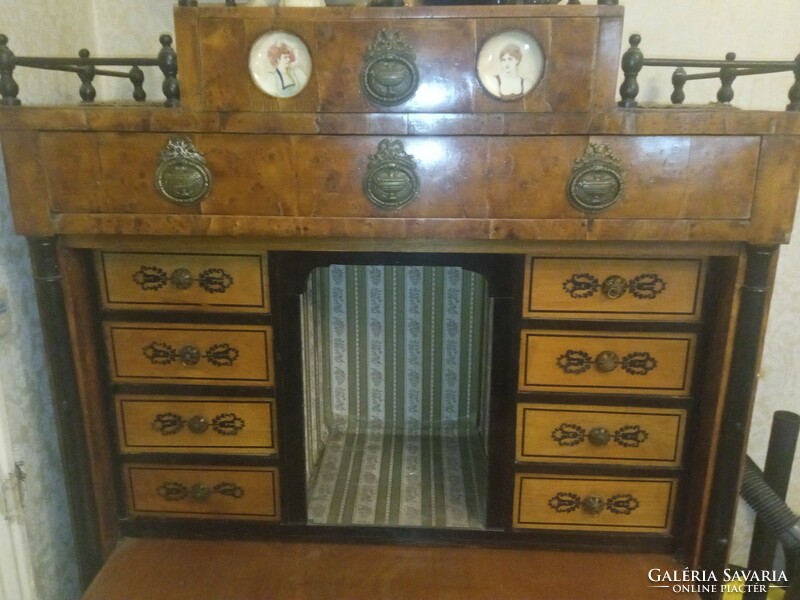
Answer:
[151,412,245,436]
[548,492,640,516]
[567,142,624,213]
[364,139,419,210]
[562,272,667,300]
[132,265,234,294]
[155,137,211,206]
[556,350,657,376]
[361,30,419,107]
[142,341,240,367]
[156,481,245,502]
[552,423,649,448]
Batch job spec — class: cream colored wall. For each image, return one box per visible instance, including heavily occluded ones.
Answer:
[0,3,797,596]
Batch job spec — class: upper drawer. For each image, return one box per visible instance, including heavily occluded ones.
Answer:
[96,251,270,313]
[519,330,696,397]
[103,322,274,387]
[516,403,686,467]
[115,394,277,455]
[124,464,280,521]
[523,257,706,321]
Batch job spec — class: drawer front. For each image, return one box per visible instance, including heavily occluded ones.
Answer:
[104,322,274,386]
[116,395,277,455]
[124,465,279,520]
[519,330,695,396]
[97,251,270,313]
[513,474,677,532]
[523,257,705,321]
[516,403,686,466]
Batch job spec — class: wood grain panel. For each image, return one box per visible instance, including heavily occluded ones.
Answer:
[513,474,677,532]
[103,322,274,386]
[518,330,696,396]
[523,256,706,321]
[116,395,276,455]
[516,403,686,466]
[96,251,269,312]
[124,465,279,520]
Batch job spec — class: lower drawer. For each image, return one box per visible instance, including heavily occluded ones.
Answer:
[123,465,280,520]
[513,473,677,533]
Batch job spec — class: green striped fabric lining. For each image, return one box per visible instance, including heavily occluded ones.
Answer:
[301,265,490,528]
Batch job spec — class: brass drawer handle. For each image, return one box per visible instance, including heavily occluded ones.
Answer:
[601,275,628,299]
[132,266,234,293]
[562,272,667,300]
[155,137,211,206]
[143,341,240,368]
[552,423,649,448]
[556,350,657,376]
[548,492,640,516]
[152,412,246,436]
[156,481,245,502]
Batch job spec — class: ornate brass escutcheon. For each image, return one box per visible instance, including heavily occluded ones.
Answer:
[155,137,211,206]
[361,30,419,107]
[595,350,619,373]
[364,139,419,210]
[179,345,201,367]
[581,495,605,515]
[567,142,624,213]
[601,275,628,299]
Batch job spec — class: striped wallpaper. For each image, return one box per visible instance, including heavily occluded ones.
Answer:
[301,265,491,527]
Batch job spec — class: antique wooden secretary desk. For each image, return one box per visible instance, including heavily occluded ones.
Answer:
[1,2,800,598]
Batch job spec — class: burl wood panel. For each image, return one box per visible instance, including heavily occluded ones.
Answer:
[519,330,696,396]
[123,464,280,520]
[523,256,706,321]
[513,474,677,533]
[96,251,270,313]
[115,395,277,455]
[516,403,687,466]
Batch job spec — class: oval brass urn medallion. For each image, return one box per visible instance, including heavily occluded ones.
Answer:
[364,139,419,210]
[155,137,211,206]
[361,30,419,107]
[567,143,624,213]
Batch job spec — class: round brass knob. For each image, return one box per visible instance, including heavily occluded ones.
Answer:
[601,275,628,299]
[169,268,194,290]
[187,415,209,434]
[581,495,605,515]
[588,426,611,446]
[595,350,619,373]
[189,483,211,502]
[179,345,201,367]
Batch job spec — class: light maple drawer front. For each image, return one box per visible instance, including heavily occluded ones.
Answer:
[513,474,677,533]
[519,330,696,396]
[104,322,274,386]
[124,465,279,520]
[116,395,277,455]
[97,251,269,313]
[523,257,705,321]
[516,403,686,466]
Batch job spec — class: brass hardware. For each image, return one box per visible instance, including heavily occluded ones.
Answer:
[187,415,209,434]
[588,426,611,446]
[360,30,419,107]
[155,137,211,206]
[364,139,419,210]
[189,483,211,502]
[169,268,193,290]
[581,495,605,515]
[601,275,628,299]
[567,143,624,213]
[179,345,201,366]
[595,350,619,373]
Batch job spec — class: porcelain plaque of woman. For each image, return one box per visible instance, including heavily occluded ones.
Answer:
[477,31,544,102]
[249,32,312,99]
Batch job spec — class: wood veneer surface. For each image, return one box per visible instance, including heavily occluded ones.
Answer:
[82,538,696,600]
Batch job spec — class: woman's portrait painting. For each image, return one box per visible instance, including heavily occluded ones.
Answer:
[249,31,312,99]
[477,31,544,102]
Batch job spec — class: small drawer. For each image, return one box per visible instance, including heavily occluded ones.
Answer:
[523,257,705,321]
[104,322,274,386]
[116,395,277,455]
[124,464,280,520]
[516,403,686,466]
[518,330,696,396]
[513,473,677,533]
[96,251,269,313]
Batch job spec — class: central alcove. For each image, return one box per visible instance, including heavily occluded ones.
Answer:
[300,263,492,529]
